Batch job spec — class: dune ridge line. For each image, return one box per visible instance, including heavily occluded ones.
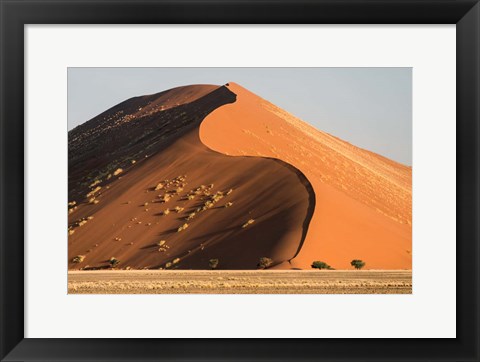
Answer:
[68,84,315,270]
[200,82,412,270]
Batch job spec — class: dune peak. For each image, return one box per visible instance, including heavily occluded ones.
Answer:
[201,82,412,270]
[68,81,411,271]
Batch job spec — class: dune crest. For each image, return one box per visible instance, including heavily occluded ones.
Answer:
[68,85,314,270]
[200,82,412,270]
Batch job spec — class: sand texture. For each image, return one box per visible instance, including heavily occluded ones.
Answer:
[69,82,411,271]
[69,85,313,270]
[200,83,412,270]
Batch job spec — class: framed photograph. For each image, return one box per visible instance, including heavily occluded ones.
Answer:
[1,0,478,361]
[66,67,413,295]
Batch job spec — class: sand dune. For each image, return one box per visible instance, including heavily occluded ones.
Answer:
[68,86,313,270]
[200,83,412,269]
[69,82,411,271]
[68,85,220,200]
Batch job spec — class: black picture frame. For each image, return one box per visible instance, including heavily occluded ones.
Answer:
[1,1,479,361]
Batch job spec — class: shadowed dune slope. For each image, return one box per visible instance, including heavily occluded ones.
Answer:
[200,82,412,270]
[68,84,220,200]
[68,85,314,270]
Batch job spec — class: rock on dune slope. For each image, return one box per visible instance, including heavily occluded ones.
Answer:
[68,85,314,270]
[200,83,412,270]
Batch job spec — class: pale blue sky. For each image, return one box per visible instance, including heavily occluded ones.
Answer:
[68,68,412,165]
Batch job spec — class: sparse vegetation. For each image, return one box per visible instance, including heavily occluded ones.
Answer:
[209,259,219,270]
[113,168,123,176]
[86,186,101,198]
[157,240,170,252]
[68,270,413,294]
[160,194,171,203]
[73,216,91,227]
[108,257,120,268]
[242,219,255,228]
[351,259,366,270]
[225,202,233,208]
[89,197,99,204]
[89,180,101,188]
[72,255,85,263]
[155,182,165,191]
[177,223,189,232]
[212,192,224,202]
[257,257,273,269]
[203,201,214,210]
[163,209,170,216]
[173,206,184,213]
[311,261,333,270]
[185,212,196,221]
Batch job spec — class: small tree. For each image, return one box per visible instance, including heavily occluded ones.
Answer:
[351,259,365,270]
[311,261,332,270]
[209,258,219,270]
[109,257,120,268]
[257,257,273,269]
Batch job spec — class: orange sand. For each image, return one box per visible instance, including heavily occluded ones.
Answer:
[200,83,412,269]
[68,85,313,270]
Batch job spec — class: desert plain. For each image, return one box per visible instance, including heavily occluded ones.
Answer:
[68,270,412,294]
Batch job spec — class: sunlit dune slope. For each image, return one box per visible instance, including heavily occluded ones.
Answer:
[68,85,314,270]
[200,82,412,269]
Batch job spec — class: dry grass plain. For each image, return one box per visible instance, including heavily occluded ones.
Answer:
[68,270,412,294]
